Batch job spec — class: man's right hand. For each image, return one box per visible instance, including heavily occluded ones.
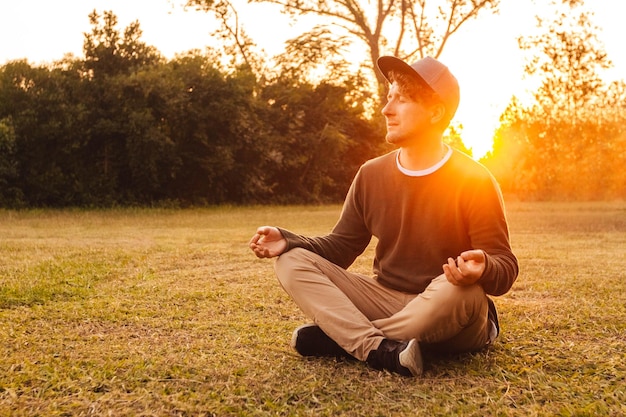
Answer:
[249,226,287,258]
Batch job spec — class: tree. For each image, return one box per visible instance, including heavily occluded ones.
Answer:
[116,67,181,202]
[207,0,265,73]
[259,77,380,202]
[6,4,505,207]
[83,10,161,78]
[444,122,472,157]
[160,52,267,204]
[81,10,165,204]
[0,60,89,206]
[481,98,535,197]
[186,0,500,100]
[251,24,382,202]
[0,117,23,207]
[484,0,625,200]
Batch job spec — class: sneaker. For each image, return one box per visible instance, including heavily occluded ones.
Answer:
[290,324,351,359]
[366,339,423,377]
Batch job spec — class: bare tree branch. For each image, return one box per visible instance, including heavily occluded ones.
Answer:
[187,0,500,101]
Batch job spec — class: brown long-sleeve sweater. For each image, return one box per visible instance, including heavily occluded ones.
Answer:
[279,148,519,296]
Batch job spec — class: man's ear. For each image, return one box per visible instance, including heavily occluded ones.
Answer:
[430,102,446,124]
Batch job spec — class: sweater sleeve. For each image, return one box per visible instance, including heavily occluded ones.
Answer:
[480,249,519,296]
[277,169,372,269]
[469,175,519,296]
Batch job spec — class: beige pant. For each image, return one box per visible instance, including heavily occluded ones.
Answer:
[275,248,490,361]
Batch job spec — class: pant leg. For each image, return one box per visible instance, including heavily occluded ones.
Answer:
[372,275,490,354]
[274,248,406,360]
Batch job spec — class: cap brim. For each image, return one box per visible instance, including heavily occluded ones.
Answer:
[377,56,429,88]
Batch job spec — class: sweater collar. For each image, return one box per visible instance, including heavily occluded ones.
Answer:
[395,145,453,177]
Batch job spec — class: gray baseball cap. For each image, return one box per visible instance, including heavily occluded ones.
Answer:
[377,55,460,120]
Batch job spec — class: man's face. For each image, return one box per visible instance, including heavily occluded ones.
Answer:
[382,82,435,146]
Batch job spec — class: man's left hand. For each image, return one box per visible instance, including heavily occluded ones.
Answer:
[443,249,486,286]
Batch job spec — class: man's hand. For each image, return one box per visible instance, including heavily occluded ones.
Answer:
[249,226,287,259]
[443,249,486,286]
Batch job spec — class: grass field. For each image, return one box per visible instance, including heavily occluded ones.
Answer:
[0,202,625,416]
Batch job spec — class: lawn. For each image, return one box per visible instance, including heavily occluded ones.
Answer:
[0,202,624,416]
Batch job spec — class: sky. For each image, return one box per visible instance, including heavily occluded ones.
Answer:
[0,0,624,158]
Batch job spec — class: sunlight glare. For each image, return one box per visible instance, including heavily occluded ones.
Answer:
[439,2,536,159]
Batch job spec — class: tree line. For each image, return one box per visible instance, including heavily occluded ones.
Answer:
[484,0,626,201]
[0,11,384,207]
[1,1,624,208]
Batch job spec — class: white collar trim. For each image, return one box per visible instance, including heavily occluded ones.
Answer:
[396,145,452,177]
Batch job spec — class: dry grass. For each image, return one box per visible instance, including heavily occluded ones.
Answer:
[0,202,624,416]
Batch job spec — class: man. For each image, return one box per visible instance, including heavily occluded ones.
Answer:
[249,55,519,377]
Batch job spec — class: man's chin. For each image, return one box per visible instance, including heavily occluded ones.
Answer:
[385,134,404,146]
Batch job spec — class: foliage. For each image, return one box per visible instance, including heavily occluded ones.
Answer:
[1,3,625,206]
[262,31,384,202]
[444,122,473,157]
[481,0,626,200]
[0,11,379,207]
[83,10,162,78]
[259,80,381,202]
[0,118,23,207]
[0,204,624,415]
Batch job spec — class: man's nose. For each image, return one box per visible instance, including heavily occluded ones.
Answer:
[382,101,392,116]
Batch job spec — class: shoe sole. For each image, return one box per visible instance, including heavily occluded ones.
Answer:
[290,323,317,352]
[398,339,423,376]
